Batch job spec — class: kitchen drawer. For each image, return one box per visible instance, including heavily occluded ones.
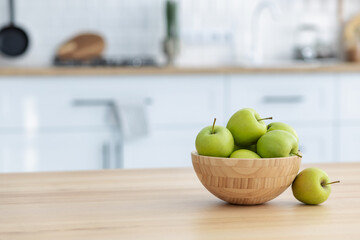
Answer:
[0,129,109,172]
[339,74,360,120]
[0,77,107,129]
[339,126,360,162]
[0,75,225,129]
[228,74,335,123]
[113,75,225,127]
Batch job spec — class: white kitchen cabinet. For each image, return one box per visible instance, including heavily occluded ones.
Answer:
[0,72,349,171]
[228,74,336,123]
[0,129,110,172]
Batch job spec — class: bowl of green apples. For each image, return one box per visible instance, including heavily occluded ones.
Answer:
[192,108,302,205]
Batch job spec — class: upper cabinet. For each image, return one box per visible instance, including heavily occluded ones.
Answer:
[228,74,336,123]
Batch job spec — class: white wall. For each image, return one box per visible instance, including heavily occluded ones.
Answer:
[0,0,359,67]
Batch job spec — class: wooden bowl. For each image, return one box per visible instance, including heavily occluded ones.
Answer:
[191,151,301,205]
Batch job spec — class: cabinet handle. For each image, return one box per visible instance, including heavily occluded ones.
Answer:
[262,95,304,104]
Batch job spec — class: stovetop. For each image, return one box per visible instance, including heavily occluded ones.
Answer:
[53,56,158,67]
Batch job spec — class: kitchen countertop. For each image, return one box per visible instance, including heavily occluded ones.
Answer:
[0,163,359,240]
[1,63,360,76]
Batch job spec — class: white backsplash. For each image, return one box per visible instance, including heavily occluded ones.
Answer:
[0,0,358,67]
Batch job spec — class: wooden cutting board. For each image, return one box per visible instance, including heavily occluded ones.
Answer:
[56,33,105,60]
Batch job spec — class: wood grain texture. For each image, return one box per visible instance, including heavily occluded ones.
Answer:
[1,63,360,76]
[191,151,301,205]
[0,163,359,240]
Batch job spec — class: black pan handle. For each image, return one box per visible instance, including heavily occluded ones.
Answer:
[9,0,15,24]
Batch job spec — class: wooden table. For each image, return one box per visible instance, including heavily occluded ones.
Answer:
[1,163,359,240]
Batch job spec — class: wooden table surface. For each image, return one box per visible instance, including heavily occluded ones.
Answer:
[1,163,359,240]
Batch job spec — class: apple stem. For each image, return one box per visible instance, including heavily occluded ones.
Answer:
[211,118,216,134]
[322,180,340,186]
[294,152,302,158]
[258,117,273,121]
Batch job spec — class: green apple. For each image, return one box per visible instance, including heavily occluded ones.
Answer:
[292,168,340,205]
[267,122,298,141]
[226,108,272,147]
[195,118,234,157]
[230,149,261,158]
[257,130,299,158]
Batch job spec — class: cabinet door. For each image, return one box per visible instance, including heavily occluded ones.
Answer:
[339,126,360,162]
[0,129,109,173]
[228,74,335,123]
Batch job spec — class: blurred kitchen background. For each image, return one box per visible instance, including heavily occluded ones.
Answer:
[1,0,360,172]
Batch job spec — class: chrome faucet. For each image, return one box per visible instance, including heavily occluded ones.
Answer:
[73,99,124,169]
[249,0,282,64]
